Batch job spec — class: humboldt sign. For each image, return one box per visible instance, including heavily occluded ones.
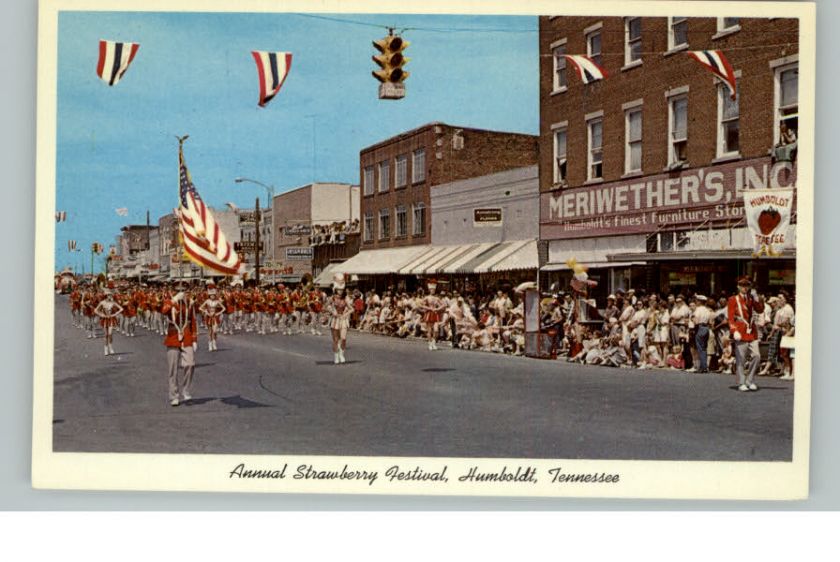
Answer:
[540,156,796,240]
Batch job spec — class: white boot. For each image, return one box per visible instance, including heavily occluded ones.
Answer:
[339,348,346,364]
[334,352,340,365]
[209,341,213,352]
[104,345,109,356]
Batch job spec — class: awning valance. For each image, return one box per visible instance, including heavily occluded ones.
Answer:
[332,245,430,275]
[541,261,645,272]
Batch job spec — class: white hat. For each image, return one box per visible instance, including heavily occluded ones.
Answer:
[695,295,708,302]
[607,294,616,300]
[332,272,346,291]
[208,288,217,296]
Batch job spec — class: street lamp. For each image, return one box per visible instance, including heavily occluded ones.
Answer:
[235,177,277,283]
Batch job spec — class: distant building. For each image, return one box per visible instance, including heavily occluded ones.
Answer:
[272,183,360,284]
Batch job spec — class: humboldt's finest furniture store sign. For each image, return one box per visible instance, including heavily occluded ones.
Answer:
[540,156,797,240]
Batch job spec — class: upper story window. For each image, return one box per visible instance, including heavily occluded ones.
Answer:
[363,165,374,196]
[412,203,426,236]
[395,205,408,237]
[552,125,567,185]
[625,107,643,173]
[587,117,604,181]
[395,154,408,188]
[668,93,689,166]
[717,17,740,33]
[552,39,567,92]
[668,16,688,51]
[586,28,603,66]
[717,79,740,157]
[363,212,374,242]
[775,63,798,145]
[378,208,390,239]
[377,160,390,193]
[624,17,642,65]
[411,149,426,183]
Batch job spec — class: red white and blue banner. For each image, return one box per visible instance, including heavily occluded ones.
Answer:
[55,211,67,222]
[687,50,737,100]
[251,51,293,107]
[96,40,140,86]
[563,55,607,84]
[67,240,77,251]
[176,139,242,276]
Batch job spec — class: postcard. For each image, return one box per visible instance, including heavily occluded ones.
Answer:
[33,0,815,499]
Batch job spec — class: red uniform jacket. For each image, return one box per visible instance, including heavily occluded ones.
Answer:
[160,300,198,348]
[727,293,764,343]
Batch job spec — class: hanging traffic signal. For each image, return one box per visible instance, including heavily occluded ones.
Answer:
[372,33,409,99]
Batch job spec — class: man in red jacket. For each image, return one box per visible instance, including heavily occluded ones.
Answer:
[161,289,198,406]
[727,276,765,392]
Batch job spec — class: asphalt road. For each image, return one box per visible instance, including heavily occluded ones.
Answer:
[52,295,794,460]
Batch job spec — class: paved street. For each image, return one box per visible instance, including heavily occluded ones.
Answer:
[52,295,793,460]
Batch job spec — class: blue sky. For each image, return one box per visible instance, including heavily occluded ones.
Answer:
[55,11,538,271]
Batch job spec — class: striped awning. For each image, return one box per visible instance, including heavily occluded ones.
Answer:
[397,244,489,275]
[332,245,430,276]
[472,239,536,273]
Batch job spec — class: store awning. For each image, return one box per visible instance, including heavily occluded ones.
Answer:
[314,263,341,287]
[541,261,646,271]
[483,239,539,272]
[332,245,430,275]
[472,239,536,273]
[397,243,488,275]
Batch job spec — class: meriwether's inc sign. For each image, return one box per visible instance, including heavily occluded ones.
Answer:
[540,156,796,240]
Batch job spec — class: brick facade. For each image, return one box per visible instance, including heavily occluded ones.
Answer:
[539,16,799,195]
[360,122,539,250]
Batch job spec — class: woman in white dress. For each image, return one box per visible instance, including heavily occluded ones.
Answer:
[328,274,352,364]
[95,288,123,356]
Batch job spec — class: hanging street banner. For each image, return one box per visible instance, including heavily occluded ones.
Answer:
[540,156,796,240]
[743,188,794,256]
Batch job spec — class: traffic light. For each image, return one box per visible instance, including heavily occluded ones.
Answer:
[372,33,409,99]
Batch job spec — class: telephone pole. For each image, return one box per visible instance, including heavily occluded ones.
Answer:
[255,196,261,285]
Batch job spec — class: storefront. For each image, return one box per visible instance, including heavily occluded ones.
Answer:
[539,156,798,298]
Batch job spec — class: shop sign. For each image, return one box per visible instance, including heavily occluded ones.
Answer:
[286,246,313,260]
[540,156,796,240]
[473,208,503,227]
[284,224,312,236]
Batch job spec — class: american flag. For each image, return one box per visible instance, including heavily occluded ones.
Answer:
[177,140,241,276]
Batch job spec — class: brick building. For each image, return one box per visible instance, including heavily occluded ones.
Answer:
[337,123,538,290]
[538,16,799,298]
[359,122,539,251]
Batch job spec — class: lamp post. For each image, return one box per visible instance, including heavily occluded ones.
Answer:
[235,177,276,282]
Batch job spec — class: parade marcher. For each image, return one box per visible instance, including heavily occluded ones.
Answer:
[81,288,98,339]
[162,289,198,406]
[328,274,352,364]
[94,287,123,356]
[691,295,713,373]
[727,277,765,392]
[309,286,324,336]
[774,293,795,380]
[418,282,446,351]
[122,289,138,337]
[199,288,224,351]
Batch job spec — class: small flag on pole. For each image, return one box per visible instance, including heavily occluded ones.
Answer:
[687,50,737,100]
[96,39,140,86]
[563,55,607,84]
[92,242,104,254]
[55,211,67,222]
[251,51,293,107]
[115,207,129,216]
[68,240,77,251]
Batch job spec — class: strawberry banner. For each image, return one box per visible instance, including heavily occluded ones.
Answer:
[742,188,794,257]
